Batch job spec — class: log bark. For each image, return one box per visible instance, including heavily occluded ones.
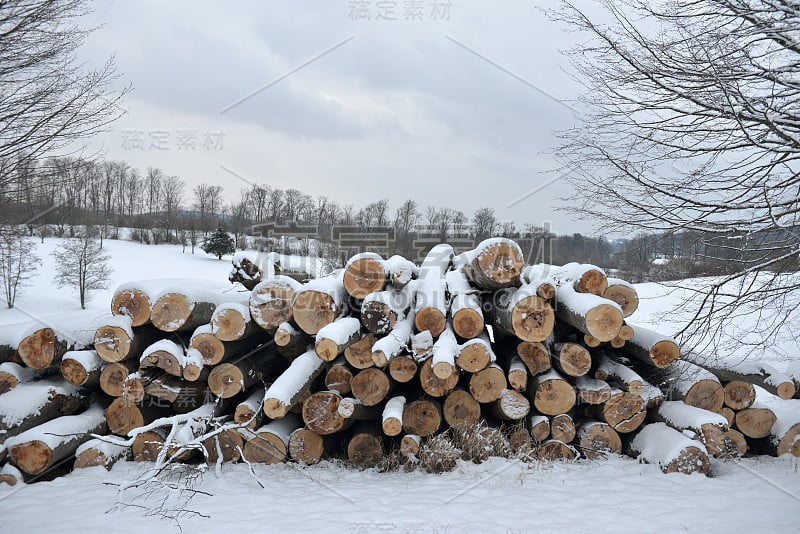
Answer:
[315,317,363,362]
[343,253,388,299]
[469,363,507,403]
[99,360,138,397]
[682,352,795,400]
[60,350,104,388]
[490,286,555,342]
[249,276,302,332]
[263,349,327,419]
[576,421,621,459]
[602,278,639,317]
[419,357,459,398]
[461,238,524,290]
[291,275,346,336]
[628,422,710,475]
[0,380,85,441]
[443,389,482,427]
[347,422,385,468]
[350,367,392,407]
[402,398,442,437]
[7,405,107,476]
[529,369,576,416]
[0,362,45,395]
[620,323,681,369]
[550,342,591,378]
[325,358,353,394]
[554,286,622,343]
[243,416,302,464]
[594,353,645,395]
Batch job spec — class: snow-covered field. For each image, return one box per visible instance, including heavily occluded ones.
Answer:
[0,236,799,533]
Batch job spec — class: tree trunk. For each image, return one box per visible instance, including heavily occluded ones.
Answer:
[350,367,393,406]
[94,321,162,363]
[515,340,552,376]
[682,353,795,400]
[0,380,85,441]
[538,439,578,461]
[550,342,591,378]
[324,358,353,395]
[490,286,555,342]
[469,363,507,403]
[628,423,710,475]
[529,369,576,416]
[399,434,422,460]
[443,388,482,427]
[381,395,406,436]
[243,416,302,464]
[347,422,385,468]
[419,357,459,398]
[554,286,622,343]
[99,360,138,397]
[16,327,69,370]
[414,278,448,338]
[446,269,485,339]
[0,362,45,395]
[60,350,104,388]
[602,278,639,317]
[111,285,154,326]
[550,413,576,442]
[288,428,327,465]
[105,397,173,436]
[234,387,265,430]
[574,376,612,405]
[461,238,524,290]
[650,401,730,457]
[724,380,756,410]
[431,327,458,379]
[211,303,261,341]
[292,276,346,336]
[263,349,327,419]
[249,276,302,332]
[150,283,237,332]
[7,405,107,476]
[402,398,442,437]
[620,323,681,368]
[593,389,646,434]
[138,339,186,378]
[315,317,362,362]
[506,355,528,392]
[528,414,550,442]
[576,421,621,459]
[388,354,417,383]
[456,334,495,373]
[189,325,270,366]
[343,253,388,299]
[594,353,645,394]
[664,360,725,412]
[204,428,246,464]
[485,389,530,421]
[360,290,409,335]
[208,346,282,399]
[74,437,129,470]
[343,334,376,370]
[372,312,415,367]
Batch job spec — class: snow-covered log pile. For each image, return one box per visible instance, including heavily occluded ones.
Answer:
[1,237,799,485]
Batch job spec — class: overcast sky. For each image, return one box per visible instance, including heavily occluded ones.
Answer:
[80,0,595,234]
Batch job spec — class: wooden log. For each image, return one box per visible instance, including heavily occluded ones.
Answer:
[263,349,327,419]
[343,252,388,299]
[486,389,530,421]
[208,345,282,399]
[469,363,507,403]
[131,428,169,462]
[443,389,482,427]
[94,317,162,363]
[399,434,422,460]
[74,437,129,469]
[528,414,550,442]
[724,380,756,410]
[664,360,725,412]
[716,406,736,427]
[550,413,576,443]
[419,357,459,398]
[402,398,442,437]
[629,422,710,475]
[181,348,207,382]
[431,327,458,379]
[287,428,326,465]
[139,339,185,378]
[386,255,418,290]
[574,376,612,405]
[292,275,346,336]
[249,276,302,332]
[350,367,392,406]
[60,350,104,388]
[411,330,434,360]
[338,335,374,371]
[414,278,448,338]
[204,427,246,464]
[0,380,84,441]
[189,324,269,366]
[315,317,363,362]
[211,302,261,341]
[594,353,645,395]
[105,397,172,436]
[618,323,634,341]
[7,405,106,476]
[507,355,528,392]
[619,323,681,369]
[550,342,591,378]
[529,369,576,416]
[228,251,263,290]
[651,401,730,457]
[388,354,417,383]
[143,374,198,405]
[682,352,795,400]
[234,387,265,430]
[520,267,557,298]
[111,281,159,326]
[602,278,639,317]
[445,268,485,339]
[301,390,377,435]
[382,395,406,436]
[609,336,625,349]
[735,408,776,439]
[325,357,353,394]
[347,422,385,468]
[14,327,70,370]
[554,286,622,343]
[120,371,146,403]
[538,439,578,461]
[515,341,551,376]
[455,334,495,373]
[372,311,415,367]
[150,281,241,332]
[593,389,646,434]
[576,421,621,459]
[461,238,524,290]
[641,382,666,409]
[243,416,302,464]
[722,429,749,458]
[745,386,800,455]
[0,362,44,395]
[99,360,138,397]
[490,286,555,342]
[583,334,601,348]
[360,289,410,335]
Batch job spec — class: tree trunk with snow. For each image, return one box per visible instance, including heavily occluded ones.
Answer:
[74,438,129,469]
[263,349,327,419]
[602,278,639,317]
[315,317,363,362]
[664,360,725,412]
[456,334,495,373]
[446,269,485,339]
[574,376,612,405]
[628,423,710,475]
[292,276,346,336]
[94,318,163,363]
[388,354,417,383]
[99,360,138,397]
[682,353,796,400]
[550,341,591,378]
[489,286,555,342]
[324,358,353,394]
[249,276,302,332]
[288,427,328,465]
[443,388,482,427]
[211,302,261,341]
[554,287,623,343]
[0,362,45,394]
[592,389,646,434]
[243,416,302,464]
[461,238,524,290]
[381,395,406,436]
[343,253,388,299]
[620,324,681,369]
[60,350,104,388]
[419,357,459,398]
[594,353,645,395]
[0,380,85,441]
[486,389,530,421]
[576,421,621,459]
[350,367,393,407]
[538,439,578,461]
[208,346,282,399]
[529,369,576,416]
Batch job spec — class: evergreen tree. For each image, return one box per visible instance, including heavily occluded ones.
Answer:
[202,227,234,260]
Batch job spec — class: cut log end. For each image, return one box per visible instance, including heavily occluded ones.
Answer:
[456,343,492,373]
[190,333,224,366]
[469,366,507,403]
[347,431,384,468]
[420,358,459,398]
[207,364,245,399]
[777,382,796,400]
[250,281,297,331]
[649,340,681,369]
[665,446,709,476]
[17,328,56,370]
[388,355,417,383]
[538,440,577,462]
[243,433,287,464]
[735,408,777,439]
[471,241,524,289]
[443,389,481,427]
[584,304,624,343]
[111,289,151,326]
[414,308,446,338]
[293,292,339,336]
[351,368,392,407]
[344,258,387,299]
[212,307,249,341]
[603,285,638,317]
[452,309,484,339]
[685,380,725,412]
[150,293,193,332]
[10,440,52,475]
[263,399,290,420]
[289,429,325,465]
[578,423,621,459]
[402,399,442,437]
[94,325,132,362]
[724,381,756,410]
[510,295,555,342]
[534,378,576,416]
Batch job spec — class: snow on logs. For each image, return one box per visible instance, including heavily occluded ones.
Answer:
[60,350,104,388]
[291,274,346,336]
[263,349,327,419]
[414,244,453,337]
[683,352,795,400]
[150,280,244,333]
[491,285,555,342]
[249,276,302,332]
[628,422,710,475]
[315,317,363,362]
[94,315,162,363]
[554,285,623,343]
[461,238,524,290]
[0,324,68,370]
[343,252,388,299]
[445,269,484,339]
[620,323,681,369]
[664,360,725,412]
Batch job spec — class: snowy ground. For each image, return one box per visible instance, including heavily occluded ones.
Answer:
[1,236,799,533]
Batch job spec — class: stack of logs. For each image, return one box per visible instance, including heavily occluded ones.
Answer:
[1,237,799,486]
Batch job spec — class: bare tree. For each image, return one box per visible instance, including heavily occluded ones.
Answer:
[0,228,40,308]
[0,0,128,186]
[52,234,112,309]
[553,0,800,353]
[472,207,496,241]
[161,176,184,242]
